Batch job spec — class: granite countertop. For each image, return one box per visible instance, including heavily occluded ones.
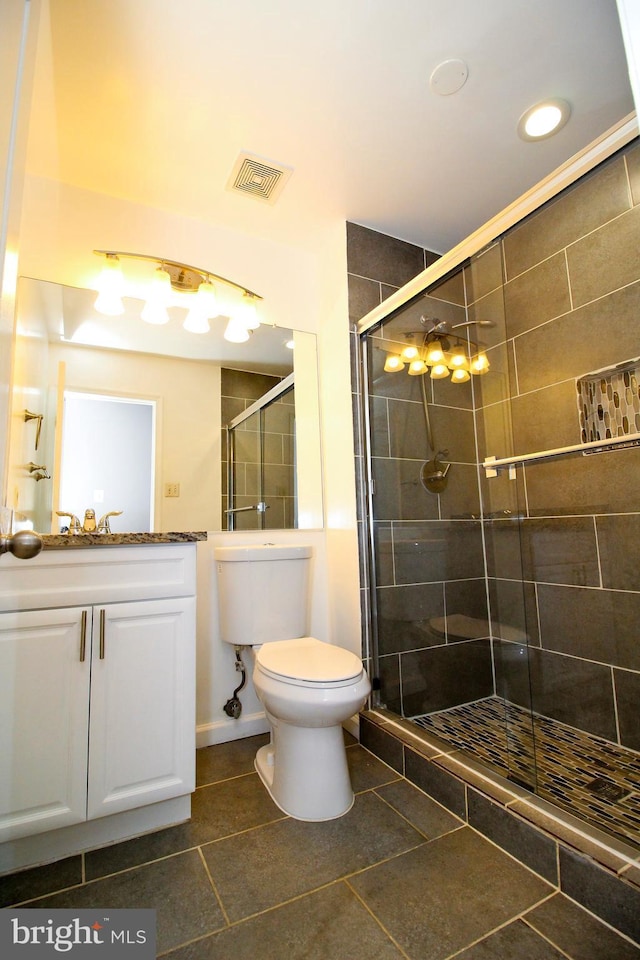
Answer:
[41,531,208,549]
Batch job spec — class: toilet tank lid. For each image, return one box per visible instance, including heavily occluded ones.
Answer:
[256,637,362,682]
[214,544,312,562]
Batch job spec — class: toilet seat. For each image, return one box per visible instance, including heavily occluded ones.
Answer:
[255,637,363,687]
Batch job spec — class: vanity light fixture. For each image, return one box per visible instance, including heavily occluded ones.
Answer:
[93,250,263,339]
[380,317,493,384]
[384,353,405,372]
[407,359,428,376]
[223,317,251,343]
[517,98,571,141]
[94,254,125,316]
[140,267,172,325]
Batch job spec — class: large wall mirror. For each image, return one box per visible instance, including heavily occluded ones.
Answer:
[8,276,323,535]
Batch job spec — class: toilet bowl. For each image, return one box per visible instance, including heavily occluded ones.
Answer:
[251,637,371,820]
[213,544,370,821]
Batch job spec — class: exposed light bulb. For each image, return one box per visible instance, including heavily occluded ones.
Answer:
[183,308,210,334]
[384,354,405,372]
[470,352,490,375]
[425,339,445,365]
[401,344,419,360]
[430,362,450,379]
[94,256,124,316]
[195,280,218,318]
[234,292,260,330]
[141,267,171,324]
[407,359,428,376]
[224,317,250,343]
[448,342,469,370]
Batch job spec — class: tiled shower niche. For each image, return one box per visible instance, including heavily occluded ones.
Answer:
[577,358,640,448]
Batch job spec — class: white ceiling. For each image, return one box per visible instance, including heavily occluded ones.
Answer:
[26,0,634,258]
[21,0,635,370]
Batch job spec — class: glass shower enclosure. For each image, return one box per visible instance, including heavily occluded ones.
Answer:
[225,373,297,530]
[359,135,640,850]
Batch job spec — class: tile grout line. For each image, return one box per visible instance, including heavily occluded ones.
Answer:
[518,921,576,960]
[191,838,434,937]
[344,877,412,960]
[371,786,465,843]
[161,871,417,958]
[521,903,635,958]
[8,771,415,907]
[439,889,562,960]
[464,820,560,893]
[196,845,231,926]
[7,814,292,906]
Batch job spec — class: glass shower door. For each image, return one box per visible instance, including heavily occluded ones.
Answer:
[361,248,538,792]
[226,380,296,530]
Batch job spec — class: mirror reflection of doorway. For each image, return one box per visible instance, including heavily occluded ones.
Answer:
[58,392,155,533]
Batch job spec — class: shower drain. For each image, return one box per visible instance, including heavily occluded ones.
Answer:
[585,777,631,802]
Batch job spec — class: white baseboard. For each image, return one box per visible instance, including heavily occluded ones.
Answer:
[196,711,269,748]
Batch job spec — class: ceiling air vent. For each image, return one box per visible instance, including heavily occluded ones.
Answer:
[226,152,293,204]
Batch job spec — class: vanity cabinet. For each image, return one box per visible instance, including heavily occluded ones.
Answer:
[0,544,197,845]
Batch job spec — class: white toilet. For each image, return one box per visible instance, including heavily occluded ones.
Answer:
[214,544,370,821]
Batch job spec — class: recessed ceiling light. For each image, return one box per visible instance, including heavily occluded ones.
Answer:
[517,98,571,141]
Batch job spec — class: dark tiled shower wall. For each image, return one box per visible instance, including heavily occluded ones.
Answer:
[473,139,640,753]
[346,222,443,682]
[220,368,294,529]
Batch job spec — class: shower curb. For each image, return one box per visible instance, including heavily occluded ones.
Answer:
[359,708,640,945]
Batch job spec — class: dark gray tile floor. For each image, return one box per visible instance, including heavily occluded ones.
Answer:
[2,734,639,959]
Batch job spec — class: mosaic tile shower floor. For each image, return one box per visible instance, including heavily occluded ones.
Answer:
[412,696,640,849]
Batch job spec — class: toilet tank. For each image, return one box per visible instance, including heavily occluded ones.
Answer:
[214,544,312,646]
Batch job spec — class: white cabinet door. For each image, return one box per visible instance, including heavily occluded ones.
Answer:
[0,607,90,842]
[86,597,196,820]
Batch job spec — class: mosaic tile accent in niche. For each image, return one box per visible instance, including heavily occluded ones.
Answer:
[413,697,640,849]
[576,359,640,450]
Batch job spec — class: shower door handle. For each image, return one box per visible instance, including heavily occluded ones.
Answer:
[224,501,269,514]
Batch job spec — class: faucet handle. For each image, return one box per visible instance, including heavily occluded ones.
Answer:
[56,511,81,534]
[97,511,123,534]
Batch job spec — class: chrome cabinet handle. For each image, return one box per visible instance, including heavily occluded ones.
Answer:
[99,609,106,659]
[79,609,87,662]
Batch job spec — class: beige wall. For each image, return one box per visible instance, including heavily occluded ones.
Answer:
[0,0,41,495]
[18,176,320,338]
[49,342,222,533]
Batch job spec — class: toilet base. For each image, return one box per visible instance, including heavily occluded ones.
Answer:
[254,721,354,822]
